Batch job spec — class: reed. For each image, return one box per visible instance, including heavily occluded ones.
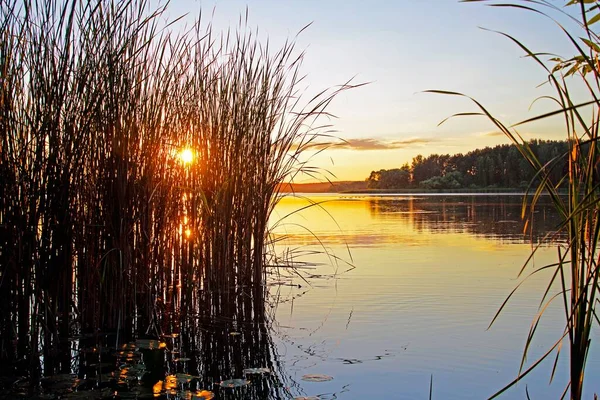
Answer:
[0,0,349,385]
[432,1,600,398]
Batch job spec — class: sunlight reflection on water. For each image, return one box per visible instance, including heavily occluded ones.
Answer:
[269,194,599,399]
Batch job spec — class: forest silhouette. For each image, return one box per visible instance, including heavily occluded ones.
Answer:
[366,140,569,190]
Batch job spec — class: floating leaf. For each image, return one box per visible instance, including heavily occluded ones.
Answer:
[153,380,163,394]
[164,375,178,390]
[127,363,146,372]
[219,379,250,388]
[193,390,215,399]
[229,332,241,336]
[301,374,333,382]
[243,367,271,375]
[175,373,196,383]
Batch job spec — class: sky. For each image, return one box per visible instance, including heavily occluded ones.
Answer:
[166,0,586,181]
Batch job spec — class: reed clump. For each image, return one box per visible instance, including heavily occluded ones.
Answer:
[433,0,600,398]
[0,0,349,383]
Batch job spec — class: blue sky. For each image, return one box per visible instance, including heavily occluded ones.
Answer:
[167,0,585,180]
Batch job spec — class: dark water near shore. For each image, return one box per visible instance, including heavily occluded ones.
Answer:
[267,194,600,399]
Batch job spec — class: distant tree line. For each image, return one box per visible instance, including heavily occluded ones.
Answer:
[366,140,569,190]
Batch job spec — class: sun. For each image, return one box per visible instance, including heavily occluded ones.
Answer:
[178,148,194,164]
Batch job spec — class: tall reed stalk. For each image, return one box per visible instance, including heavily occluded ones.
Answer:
[432,1,600,398]
[0,0,349,384]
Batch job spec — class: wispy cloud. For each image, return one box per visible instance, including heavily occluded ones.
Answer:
[294,137,436,151]
[479,130,545,138]
[481,131,504,137]
[337,137,435,150]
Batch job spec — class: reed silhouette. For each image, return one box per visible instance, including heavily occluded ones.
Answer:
[0,0,353,392]
[433,1,600,398]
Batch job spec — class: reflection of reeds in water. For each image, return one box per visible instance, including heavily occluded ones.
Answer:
[0,0,350,386]
[177,289,293,399]
[42,288,294,399]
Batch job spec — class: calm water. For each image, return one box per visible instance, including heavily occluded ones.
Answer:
[267,194,600,399]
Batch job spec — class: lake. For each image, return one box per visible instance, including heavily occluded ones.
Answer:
[265,193,600,399]
[17,193,598,400]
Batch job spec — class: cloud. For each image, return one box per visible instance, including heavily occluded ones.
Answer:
[479,130,548,139]
[481,131,504,137]
[293,137,437,151]
[337,137,435,150]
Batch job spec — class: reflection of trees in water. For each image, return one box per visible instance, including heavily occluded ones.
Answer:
[367,196,562,243]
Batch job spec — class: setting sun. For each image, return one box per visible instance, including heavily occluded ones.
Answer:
[178,148,194,164]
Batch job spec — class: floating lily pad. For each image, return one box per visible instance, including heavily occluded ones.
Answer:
[190,390,215,399]
[175,390,214,400]
[164,375,178,390]
[301,374,333,382]
[243,367,271,375]
[123,363,146,372]
[219,379,250,388]
[114,366,143,383]
[175,373,196,383]
[152,380,164,394]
